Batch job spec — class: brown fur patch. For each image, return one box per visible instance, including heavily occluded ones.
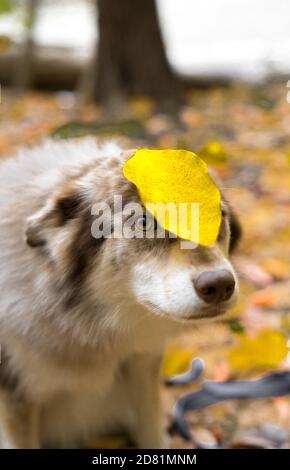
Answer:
[56,195,82,225]
[108,158,121,168]
[220,196,241,253]
[62,206,106,308]
[0,348,20,395]
[228,209,242,253]
[26,226,46,248]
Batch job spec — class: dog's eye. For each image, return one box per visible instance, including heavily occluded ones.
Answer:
[135,215,153,232]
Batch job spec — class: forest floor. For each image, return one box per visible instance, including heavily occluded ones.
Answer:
[0,81,290,448]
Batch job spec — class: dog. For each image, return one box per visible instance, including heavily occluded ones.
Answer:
[0,138,241,448]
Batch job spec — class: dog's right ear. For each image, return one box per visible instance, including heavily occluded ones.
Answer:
[25,190,82,248]
[26,215,47,247]
[25,199,55,247]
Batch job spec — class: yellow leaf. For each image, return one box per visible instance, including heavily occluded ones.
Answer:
[129,96,155,120]
[260,258,290,279]
[123,149,221,246]
[200,141,228,162]
[228,329,288,372]
[162,348,195,379]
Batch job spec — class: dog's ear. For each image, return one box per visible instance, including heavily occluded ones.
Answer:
[25,190,82,248]
[228,208,242,254]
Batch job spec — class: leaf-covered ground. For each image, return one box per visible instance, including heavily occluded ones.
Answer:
[0,82,290,448]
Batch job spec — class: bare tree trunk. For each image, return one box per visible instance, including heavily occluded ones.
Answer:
[94,0,179,104]
[14,0,38,89]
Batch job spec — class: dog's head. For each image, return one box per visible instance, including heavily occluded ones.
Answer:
[25,148,241,323]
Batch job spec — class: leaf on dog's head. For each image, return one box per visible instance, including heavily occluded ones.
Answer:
[122,149,221,246]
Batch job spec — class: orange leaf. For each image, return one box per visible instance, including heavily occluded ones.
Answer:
[251,290,277,308]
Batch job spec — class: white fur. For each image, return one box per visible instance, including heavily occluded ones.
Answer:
[0,138,237,449]
[132,246,237,320]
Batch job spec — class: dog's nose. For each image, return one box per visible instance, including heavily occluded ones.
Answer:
[194,269,235,304]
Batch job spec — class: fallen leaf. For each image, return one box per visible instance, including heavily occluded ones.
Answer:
[163,348,195,379]
[129,96,155,120]
[251,290,278,308]
[228,329,288,371]
[260,258,290,280]
[200,141,228,163]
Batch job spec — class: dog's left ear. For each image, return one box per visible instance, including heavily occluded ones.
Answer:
[228,208,242,254]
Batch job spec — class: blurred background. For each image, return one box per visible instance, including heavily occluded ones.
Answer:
[1,0,290,87]
[0,0,290,450]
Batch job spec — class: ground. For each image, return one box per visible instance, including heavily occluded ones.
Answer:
[0,81,290,448]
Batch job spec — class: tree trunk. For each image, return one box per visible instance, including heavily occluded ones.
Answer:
[14,0,38,89]
[94,0,179,104]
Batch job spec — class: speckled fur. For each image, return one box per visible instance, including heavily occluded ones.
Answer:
[0,138,240,448]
